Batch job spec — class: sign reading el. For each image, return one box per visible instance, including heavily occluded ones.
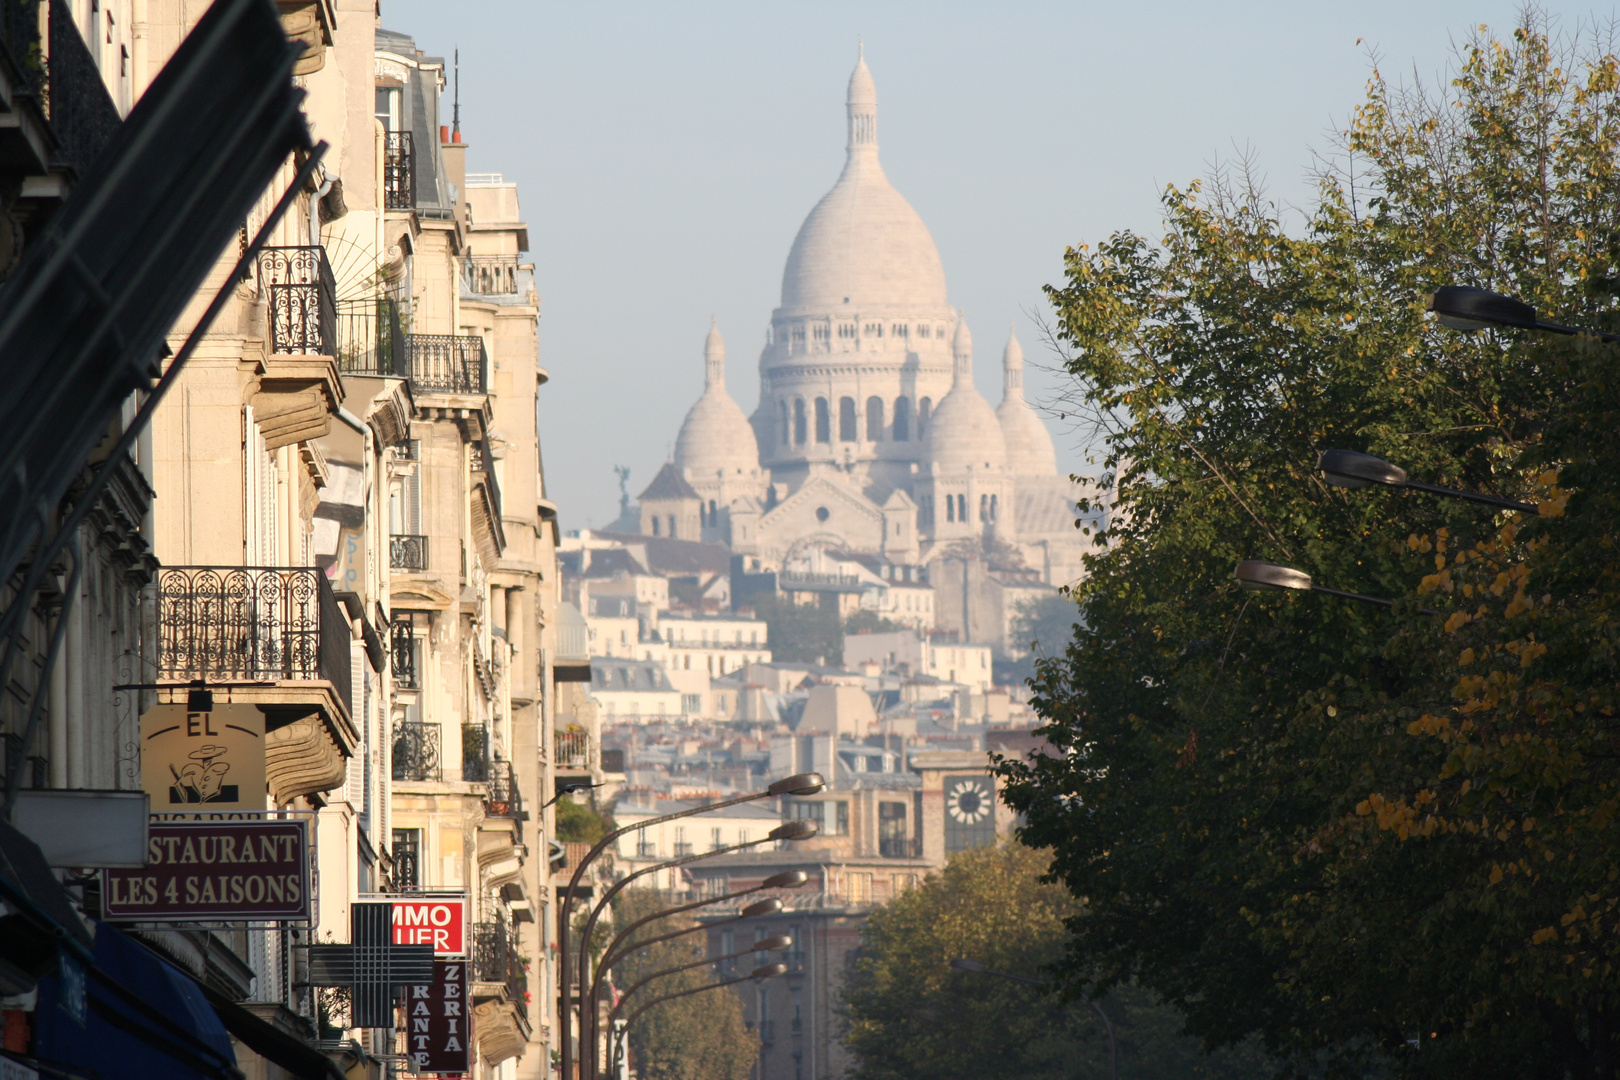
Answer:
[140,704,266,812]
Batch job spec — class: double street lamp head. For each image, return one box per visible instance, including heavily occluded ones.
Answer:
[1235,559,1312,592]
[1427,285,1538,332]
[753,934,793,953]
[751,962,789,980]
[766,773,825,797]
[1318,449,1406,490]
[762,869,809,889]
[740,898,783,918]
[768,820,818,842]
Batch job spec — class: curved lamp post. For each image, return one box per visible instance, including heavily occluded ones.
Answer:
[610,962,790,1080]
[1318,449,1537,514]
[577,839,813,1078]
[950,958,1116,1080]
[557,772,824,1080]
[1427,285,1620,343]
[1234,559,1438,616]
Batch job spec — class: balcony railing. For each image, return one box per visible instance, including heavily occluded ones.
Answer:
[486,760,524,822]
[156,567,351,705]
[463,255,521,296]
[879,836,921,859]
[462,723,489,783]
[391,614,419,689]
[260,246,336,356]
[384,130,414,209]
[554,727,592,769]
[391,832,421,890]
[472,916,527,1004]
[673,842,693,857]
[405,334,485,395]
[392,721,441,782]
[390,534,428,571]
[336,297,406,376]
[45,1,121,177]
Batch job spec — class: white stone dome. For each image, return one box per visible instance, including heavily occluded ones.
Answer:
[996,328,1057,475]
[674,321,762,479]
[779,52,947,312]
[926,317,1007,472]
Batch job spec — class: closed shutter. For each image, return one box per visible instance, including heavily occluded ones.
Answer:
[345,646,365,805]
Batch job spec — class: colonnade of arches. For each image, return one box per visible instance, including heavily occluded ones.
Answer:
[777,394,934,446]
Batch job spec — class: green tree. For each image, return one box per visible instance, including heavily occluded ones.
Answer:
[843,843,1274,1079]
[555,796,614,844]
[752,592,843,665]
[995,590,1083,686]
[994,14,1620,1078]
[610,889,758,1080]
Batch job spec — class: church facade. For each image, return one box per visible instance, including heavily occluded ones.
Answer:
[647,52,1091,588]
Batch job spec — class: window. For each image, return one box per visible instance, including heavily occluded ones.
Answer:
[790,325,805,348]
[865,396,884,441]
[864,322,883,338]
[794,399,807,444]
[709,498,718,522]
[838,323,856,339]
[674,826,692,856]
[637,830,656,857]
[711,826,724,852]
[957,494,967,522]
[980,493,988,522]
[779,400,790,445]
[814,398,830,443]
[651,516,661,536]
[813,324,829,342]
[838,397,857,441]
[667,514,677,538]
[893,396,911,441]
[917,324,931,339]
[990,494,998,521]
[946,494,955,523]
[392,828,421,888]
[892,323,907,338]
[847,872,873,904]
[918,397,932,437]
[836,801,849,835]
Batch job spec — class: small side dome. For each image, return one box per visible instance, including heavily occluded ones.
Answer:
[674,321,762,479]
[996,327,1057,476]
[926,315,1006,472]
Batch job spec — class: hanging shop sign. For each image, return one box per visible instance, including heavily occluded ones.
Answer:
[140,703,266,811]
[384,894,468,956]
[100,818,311,922]
[406,958,472,1075]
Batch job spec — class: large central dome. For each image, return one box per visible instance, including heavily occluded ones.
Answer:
[778,52,948,312]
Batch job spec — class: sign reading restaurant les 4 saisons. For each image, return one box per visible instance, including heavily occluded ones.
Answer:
[101,819,311,922]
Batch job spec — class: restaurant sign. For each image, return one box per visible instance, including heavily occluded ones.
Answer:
[100,819,311,922]
[406,959,471,1074]
[140,703,266,812]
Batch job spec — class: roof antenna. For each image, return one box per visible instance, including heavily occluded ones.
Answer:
[452,47,461,138]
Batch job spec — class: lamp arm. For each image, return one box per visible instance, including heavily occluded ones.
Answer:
[608,944,772,1028]
[596,883,765,986]
[617,970,765,1039]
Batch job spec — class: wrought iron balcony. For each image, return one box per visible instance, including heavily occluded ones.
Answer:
[879,836,921,859]
[336,297,406,376]
[554,726,592,769]
[391,614,419,689]
[384,130,414,209]
[260,246,336,356]
[405,334,486,395]
[44,1,120,178]
[463,255,521,296]
[462,723,490,783]
[390,830,421,890]
[392,721,441,782]
[389,534,428,571]
[673,842,693,857]
[156,567,351,704]
[485,760,524,822]
[471,915,527,1003]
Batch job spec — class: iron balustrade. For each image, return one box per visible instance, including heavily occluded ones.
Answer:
[384,130,414,209]
[635,839,656,858]
[391,614,419,689]
[463,255,521,295]
[462,723,490,783]
[472,915,527,1003]
[389,534,428,571]
[392,721,441,781]
[260,246,336,356]
[673,842,693,857]
[157,567,351,705]
[554,727,592,769]
[45,1,120,177]
[405,334,486,394]
[486,760,524,822]
[391,830,421,890]
[879,836,921,859]
[335,297,406,376]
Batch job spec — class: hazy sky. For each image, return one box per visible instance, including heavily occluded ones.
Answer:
[381,1,1586,530]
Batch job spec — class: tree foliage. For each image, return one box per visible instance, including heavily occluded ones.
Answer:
[555,796,614,844]
[753,592,843,664]
[996,15,1620,1078]
[611,889,758,1080]
[843,843,1274,1079]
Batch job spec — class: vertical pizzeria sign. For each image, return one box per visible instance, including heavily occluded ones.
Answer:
[101,819,311,922]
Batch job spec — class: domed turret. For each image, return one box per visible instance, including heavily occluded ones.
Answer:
[674,320,762,480]
[778,49,948,312]
[996,327,1057,476]
[925,315,1006,472]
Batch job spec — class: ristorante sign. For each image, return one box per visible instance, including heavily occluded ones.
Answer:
[100,819,311,922]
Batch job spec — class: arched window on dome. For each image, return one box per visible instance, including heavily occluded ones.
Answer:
[979,494,988,523]
[709,499,718,523]
[893,397,911,441]
[945,494,955,523]
[794,399,807,445]
[699,503,706,527]
[866,397,884,442]
[956,494,967,523]
[990,494,998,521]
[839,397,857,442]
[815,398,830,444]
[918,398,933,438]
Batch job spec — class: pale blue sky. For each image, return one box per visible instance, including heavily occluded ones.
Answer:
[380,1,1588,529]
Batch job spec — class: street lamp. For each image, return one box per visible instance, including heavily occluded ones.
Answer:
[949,958,1117,1080]
[576,834,813,1077]
[610,962,789,1080]
[557,772,824,1080]
[1427,285,1620,342]
[1234,559,1438,616]
[1317,449,1537,514]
